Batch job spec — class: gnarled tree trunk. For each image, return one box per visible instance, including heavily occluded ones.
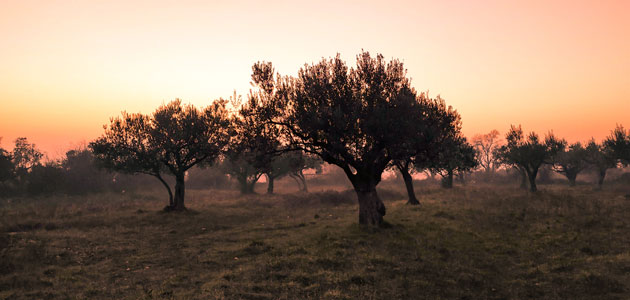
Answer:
[169,173,186,211]
[355,186,386,226]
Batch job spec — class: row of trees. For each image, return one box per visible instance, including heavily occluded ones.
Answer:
[470,125,630,192]
[4,51,628,227]
[89,51,630,226]
[89,51,476,225]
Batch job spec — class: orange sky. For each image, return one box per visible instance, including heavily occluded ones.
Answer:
[1,0,628,158]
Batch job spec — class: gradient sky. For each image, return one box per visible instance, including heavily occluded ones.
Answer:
[1,0,628,158]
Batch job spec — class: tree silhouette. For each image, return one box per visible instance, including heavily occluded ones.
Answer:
[248,51,456,226]
[391,93,462,204]
[286,151,322,193]
[496,125,564,192]
[428,135,477,189]
[472,129,502,174]
[551,142,588,187]
[0,146,13,184]
[604,125,630,166]
[12,137,43,176]
[223,93,278,194]
[584,140,617,189]
[90,99,231,210]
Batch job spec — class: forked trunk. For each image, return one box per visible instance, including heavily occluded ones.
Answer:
[399,166,419,205]
[154,173,173,207]
[518,167,528,189]
[527,169,538,192]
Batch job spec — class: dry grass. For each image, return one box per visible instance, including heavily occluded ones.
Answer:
[1,183,629,299]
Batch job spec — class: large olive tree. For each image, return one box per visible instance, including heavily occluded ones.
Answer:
[90,99,231,211]
[249,51,460,226]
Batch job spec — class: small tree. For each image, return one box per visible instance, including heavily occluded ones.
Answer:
[552,142,588,187]
[472,129,502,174]
[249,52,459,226]
[584,140,617,189]
[12,137,43,177]
[428,135,477,189]
[496,125,564,192]
[604,125,630,166]
[287,151,322,193]
[90,99,231,210]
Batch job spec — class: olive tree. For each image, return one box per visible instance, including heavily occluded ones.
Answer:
[552,142,588,187]
[90,99,231,211]
[584,140,617,189]
[249,51,458,226]
[391,93,462,204]
[223,93,278,194]
[428,135,477,189]
[495,125,564,192]
[471,129,502,174]
[604,125,630,166]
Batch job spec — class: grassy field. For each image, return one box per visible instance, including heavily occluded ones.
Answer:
[1,182,630,299]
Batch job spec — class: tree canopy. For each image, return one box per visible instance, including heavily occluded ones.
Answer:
[248,51,461,226]
[496,125,564,192]
[90,99,231,210]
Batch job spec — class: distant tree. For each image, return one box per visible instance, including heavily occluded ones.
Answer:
[472,129,502,174]
[248,51,456,226]
[0,147,13,183]
[286,151,323,193]
[495,125,564,192]
[90,99,231,211]
[584,140,617,189]
[604,125,630,166]
[551,142,588,187]
[62,148,112,194]
[263,152,294,194]
[26,161,64,195]
[428,135,477,189]
[223,93,278,194]
[391,92,462,204]
[12,137,43,177]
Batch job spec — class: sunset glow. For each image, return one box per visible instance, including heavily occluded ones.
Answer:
[1,0,628,157]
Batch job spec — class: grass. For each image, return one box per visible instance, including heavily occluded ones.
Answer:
[1,183,629,299]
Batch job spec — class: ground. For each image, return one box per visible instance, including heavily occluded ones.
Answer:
[1,182,629,299]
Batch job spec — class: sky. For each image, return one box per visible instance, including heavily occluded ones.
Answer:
[1,0,629,158]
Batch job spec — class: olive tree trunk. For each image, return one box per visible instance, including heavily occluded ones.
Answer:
[266,174,275,194]
[169,173,186,211]
[597,169,607,189]
[442,169,454,189]
[526,168,538,192]
[154,173,173,207]
[397,164,419,205]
